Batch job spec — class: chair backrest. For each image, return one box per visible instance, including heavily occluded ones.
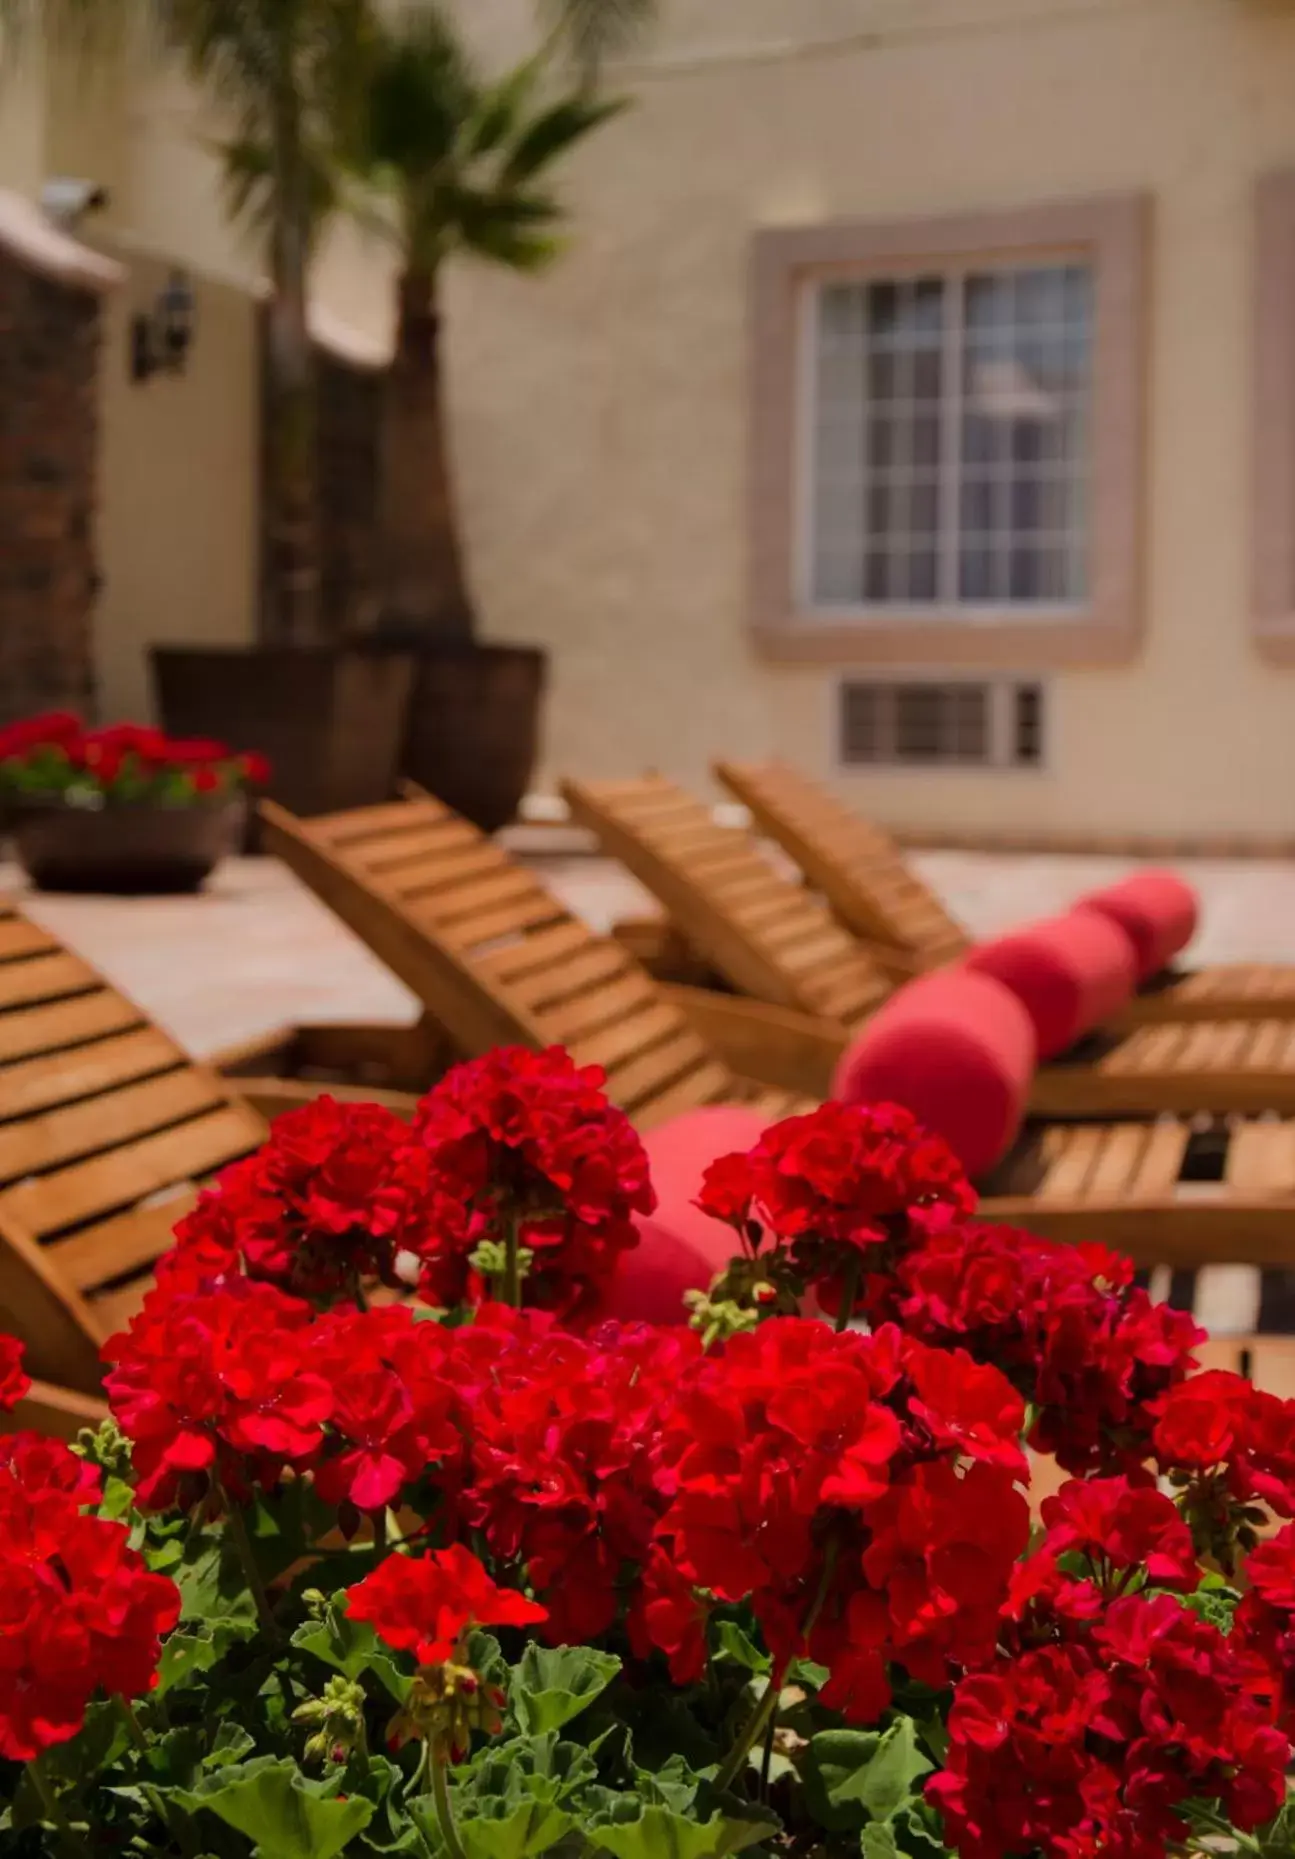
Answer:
[260,791,750,1130]
[560,775,892,1028]
[715,759,970,968]
[0,900,268,1392]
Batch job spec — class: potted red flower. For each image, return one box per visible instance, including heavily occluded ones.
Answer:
[0,710,270,893]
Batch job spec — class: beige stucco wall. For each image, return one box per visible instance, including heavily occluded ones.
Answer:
[405,0,1295,835]
[94,252,259,721]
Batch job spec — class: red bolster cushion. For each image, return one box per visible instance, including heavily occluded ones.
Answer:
[963,911,1138,1058]
[600,1107,772,1325]
[830,969,1035,1177]
[1074,871,1199,982]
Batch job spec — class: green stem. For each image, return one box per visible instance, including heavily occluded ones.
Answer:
[432,1747,471,1859]
[221,1491,279,1643]
[373,1508,389,1558]
[30,1756,90,1859]
[502,1208,521,1311]
[115,1693,148,1751]
[716,1682,780,1794]
[833,1253,862,1333]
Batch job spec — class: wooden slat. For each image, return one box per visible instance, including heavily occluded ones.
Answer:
[570,1002,693,1075]
[1225,1122,1295,1193]
[475,920,596,983]
[52,1186,201,1293]
[0,1068,224,1186]
[86,1277,153,1341]
[1125,1118,1190,1198]
[511,942,633,1013]
[0,1027,183,1119]
[0,954,99,1010]
[424,869,542,926]
[605,1032,715,1112]
[0,1104,261,1239]
[436,892,569,950]
[389,842,510,897]
[539,971,660,1045]
[310,799,448,844]
[1083,1124,1153,1199]
[0,991,143,1064]
[1035,1126,1107,1200]
[0,918,58,962]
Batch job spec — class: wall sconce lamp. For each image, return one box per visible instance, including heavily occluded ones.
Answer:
[131,269,196,383]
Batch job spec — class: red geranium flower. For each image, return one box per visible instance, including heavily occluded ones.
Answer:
[413,1047,654,1315]
[346,1543,547,1668]
[696,1102,975,1311]
[0,1334,29,1412]
[173,1096,441,1300]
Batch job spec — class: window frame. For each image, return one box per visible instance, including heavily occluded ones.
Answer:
[750,196,1149,667]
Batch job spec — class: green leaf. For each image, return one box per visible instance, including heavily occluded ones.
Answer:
[156,1619,248,1695]
[292,1603,411,1703]
[804,1721,934,1835]
[586,1805,777,1858]
[512,1644,622,1734]
[171,1755,373,1859]
[711,1622,770,1677]
[862,1822,900,1859]
[412,1795,575,1859]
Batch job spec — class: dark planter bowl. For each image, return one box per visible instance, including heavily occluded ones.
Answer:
[9,796,245,895]
[399,643,547,833]
[150,645,416,823]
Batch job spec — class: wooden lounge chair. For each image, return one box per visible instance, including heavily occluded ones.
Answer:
[560,774,1295,1121]
[715,759,1295,1024]
[260,791,1295,1289]
[0,898,397,1401]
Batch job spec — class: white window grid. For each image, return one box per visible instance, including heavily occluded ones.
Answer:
[801,260,1093,615]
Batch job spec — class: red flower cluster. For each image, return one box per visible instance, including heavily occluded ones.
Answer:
[697,1102,975,1311]
[461,1315,699,1645]
[649,1319,1029,1717]
[1237,1521,1295,1733]
[0,1423,179,1759]
[413,1047,654,1314]
[347,1543,546,1668]
[0,710,270,800]
[172,1096,441,1299]
[103,1279,332,1509]
[865,1221,1201,1473]
[1152,1368,1295,1563]
[0,1334,29,1411]
[932,1592,1286,1859]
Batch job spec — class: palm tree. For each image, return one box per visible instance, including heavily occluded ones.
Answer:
[165,0,372,646]
[541,0,657,83]
[352,6,621,642]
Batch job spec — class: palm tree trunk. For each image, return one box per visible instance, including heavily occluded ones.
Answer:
[374,266,475,644]
[261,113,321,647]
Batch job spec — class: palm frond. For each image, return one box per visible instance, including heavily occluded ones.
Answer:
[539,0,657,82]
[499,91,624,187]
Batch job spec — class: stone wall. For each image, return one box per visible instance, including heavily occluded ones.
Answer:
[0,251,103,724]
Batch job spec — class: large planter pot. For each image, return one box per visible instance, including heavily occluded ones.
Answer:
[149,646,416,820]
[9,795,244,894]
[398,643,547,833]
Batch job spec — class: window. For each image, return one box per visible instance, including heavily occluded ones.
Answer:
[809,266,1092,610]
[838,679,1046,769]
[750,197,1147,666]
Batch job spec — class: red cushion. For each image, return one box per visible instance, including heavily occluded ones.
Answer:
[599,1107,772,1325]
[830,969,1035,1177]
[1075,871,1199,982]
[964,912,1138,1058]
